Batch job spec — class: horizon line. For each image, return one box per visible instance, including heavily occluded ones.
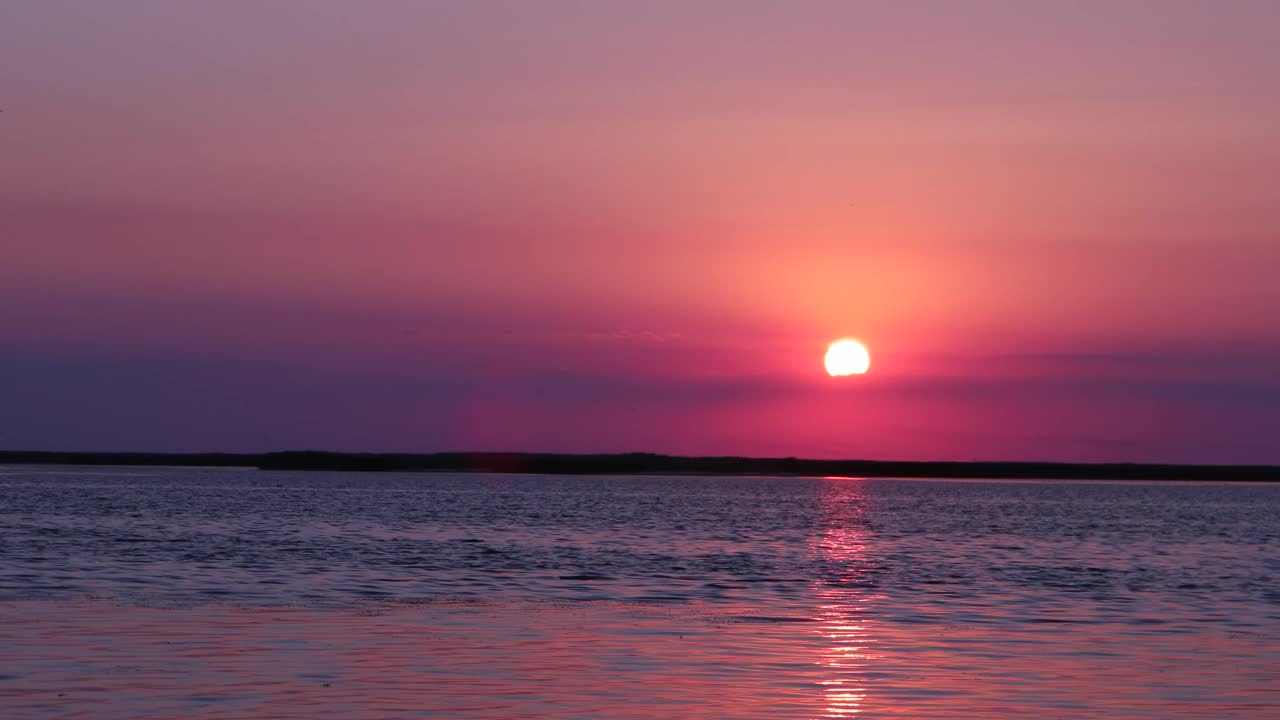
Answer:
[2,450,1277,480]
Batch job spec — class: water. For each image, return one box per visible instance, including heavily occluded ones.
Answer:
[1,466,1278,718]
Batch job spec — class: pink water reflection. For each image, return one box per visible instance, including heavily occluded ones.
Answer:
[0,600,832,719]
[813,481,876,717]
[2,587,1276,717]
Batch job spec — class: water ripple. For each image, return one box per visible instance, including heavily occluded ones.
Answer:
[1,467,1278,718]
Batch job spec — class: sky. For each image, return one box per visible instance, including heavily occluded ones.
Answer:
[3,1,1279,462]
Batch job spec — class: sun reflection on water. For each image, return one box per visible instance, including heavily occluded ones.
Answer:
[813,484,879,718]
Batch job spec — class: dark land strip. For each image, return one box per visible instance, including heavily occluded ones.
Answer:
[1,450,1277,481]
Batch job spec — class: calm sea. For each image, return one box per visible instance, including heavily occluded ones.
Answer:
[1,466,1277,719]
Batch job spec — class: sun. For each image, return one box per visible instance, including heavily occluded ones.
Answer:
[824,338,871,376]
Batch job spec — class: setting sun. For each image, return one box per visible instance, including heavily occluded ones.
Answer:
[824,339,871,376]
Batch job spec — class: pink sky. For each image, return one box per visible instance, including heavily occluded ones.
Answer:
[3,1,1279,461]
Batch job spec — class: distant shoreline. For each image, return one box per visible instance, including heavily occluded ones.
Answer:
[1,450,1277,481]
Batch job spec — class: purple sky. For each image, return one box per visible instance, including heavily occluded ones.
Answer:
[3,1,1279,462]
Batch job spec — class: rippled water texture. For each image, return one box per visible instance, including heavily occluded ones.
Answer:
[2,466,1278,718]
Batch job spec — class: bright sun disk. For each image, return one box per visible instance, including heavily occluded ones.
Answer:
[825,339,871,376]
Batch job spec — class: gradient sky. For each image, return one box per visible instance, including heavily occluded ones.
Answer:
[3,1,1279,462]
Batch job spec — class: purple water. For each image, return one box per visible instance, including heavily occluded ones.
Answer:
[1,466,1277,718]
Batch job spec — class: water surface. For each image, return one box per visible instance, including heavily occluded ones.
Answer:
[1,466,1277,718]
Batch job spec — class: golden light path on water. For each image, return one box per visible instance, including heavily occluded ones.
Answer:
[814,480,878,718]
